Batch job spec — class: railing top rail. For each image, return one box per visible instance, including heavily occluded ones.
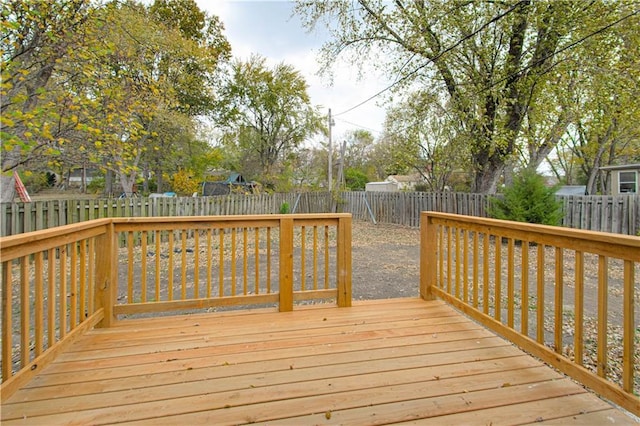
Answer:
[109,213,351,225]
[422,211,640,249]
[0,219,111,261]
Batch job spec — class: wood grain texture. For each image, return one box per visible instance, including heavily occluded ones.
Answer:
[1,299,632,425]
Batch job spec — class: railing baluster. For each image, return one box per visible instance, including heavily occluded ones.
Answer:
[446,226,452,294]
[267,227,271,294]
[141,231,148,303]
[70,242,78,328]
[79,241,86,323]
[622,259,634,392]
[574,250,584,365]
[554,247,564,354]
[88,240,95,314]
[59,245,67,338]
[47,248,55,346]
[127,232,134,303]
[181,230,187,300]
[536,244,545,344]
[439,226,445,291]
[219,230,225,297]
[231,228,237,296]
[254,227,260,295]
[155,231,161,301]
[20,256,29,368]
[483,234,489,315]
[472,231,479,308]
[168,232,174,301]
[597,255,608,378]
[521,241,529,335]
[324,225,329,289]
[35,252,44,356]
[495,237,501,322]
[507,238,514,328]
[313,226,318,290]
[455,228,460,299]
[463,229,469,303]
[206,229,212,298]
[194,230,199,299]
[301,226,306,291]
[2,261,12,381]
[243,228,248,295]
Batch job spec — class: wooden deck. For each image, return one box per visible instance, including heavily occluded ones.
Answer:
[1,298,634,425]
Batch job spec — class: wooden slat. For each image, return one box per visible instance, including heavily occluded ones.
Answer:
[2,261,12,381]
[597,255,608,378]
[622,259,634,392]
[555,247,563,354]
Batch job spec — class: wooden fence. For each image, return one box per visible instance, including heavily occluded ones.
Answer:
[2,191,638,236]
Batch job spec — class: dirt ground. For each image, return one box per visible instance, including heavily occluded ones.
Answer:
[350,221,422,300]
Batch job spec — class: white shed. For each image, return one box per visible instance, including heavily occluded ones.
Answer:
[365,181,398,192]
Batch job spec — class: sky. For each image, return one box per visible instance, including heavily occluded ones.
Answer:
[197,0,391,145]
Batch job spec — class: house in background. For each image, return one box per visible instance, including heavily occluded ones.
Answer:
[599,164,640,195]
[385,174,424,191]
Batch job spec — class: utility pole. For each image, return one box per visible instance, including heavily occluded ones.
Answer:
[328,108,333,191]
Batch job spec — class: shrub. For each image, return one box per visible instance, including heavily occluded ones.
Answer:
[489,170,562,225]
[171,169,200,196]
[279,202,290,214]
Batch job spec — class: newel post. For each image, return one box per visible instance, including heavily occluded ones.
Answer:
[279,217,294,312]
[94,221,118,327]
[337,215,352,307]
[420,212,437,300]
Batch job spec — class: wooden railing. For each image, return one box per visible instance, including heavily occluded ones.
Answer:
[421,212,640,416]
[0,214,351,397]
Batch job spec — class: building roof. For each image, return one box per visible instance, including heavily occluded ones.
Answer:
[598,163,640,171]
[556,185,587,196]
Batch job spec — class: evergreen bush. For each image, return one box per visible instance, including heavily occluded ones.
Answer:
[489,170,562,225]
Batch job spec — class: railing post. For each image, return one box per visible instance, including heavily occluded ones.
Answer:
[337,215,352,307]
[279,217,294,312]
[420,212,437,300]
[95,221,118,327]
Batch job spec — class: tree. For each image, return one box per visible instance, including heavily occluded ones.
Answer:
[545,6,640,194]
[381,91,470,191]
[294,0,637,193]
[1,0,100,173]
[216,55,325,189]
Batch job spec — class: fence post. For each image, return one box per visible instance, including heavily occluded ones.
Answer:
[420,212,437,300]
[279,217,294,312]
[94,221,118,327]
[337,215,352,307]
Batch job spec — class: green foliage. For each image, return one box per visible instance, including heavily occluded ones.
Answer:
[21,172,49,193]
[87,177,105,194]
[344,168,368,191]
[216,54,325,189]
[171,169,200,196]
[489,170,563,226]
[414,183,428,192]
[295,1,640,193]
[279,202,290,214]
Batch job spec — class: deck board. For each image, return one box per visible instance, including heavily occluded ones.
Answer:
[1,298,634,425]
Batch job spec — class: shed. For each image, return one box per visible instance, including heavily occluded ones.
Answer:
[599,164,640,195]
[365,181,398,192]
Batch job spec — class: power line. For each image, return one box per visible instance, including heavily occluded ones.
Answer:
[334,117,381,134]
[332,2,637,118]
[332,0,527,117]
[481,8,640,93]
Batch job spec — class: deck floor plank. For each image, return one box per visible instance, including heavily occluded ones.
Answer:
[1,298,634,425]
